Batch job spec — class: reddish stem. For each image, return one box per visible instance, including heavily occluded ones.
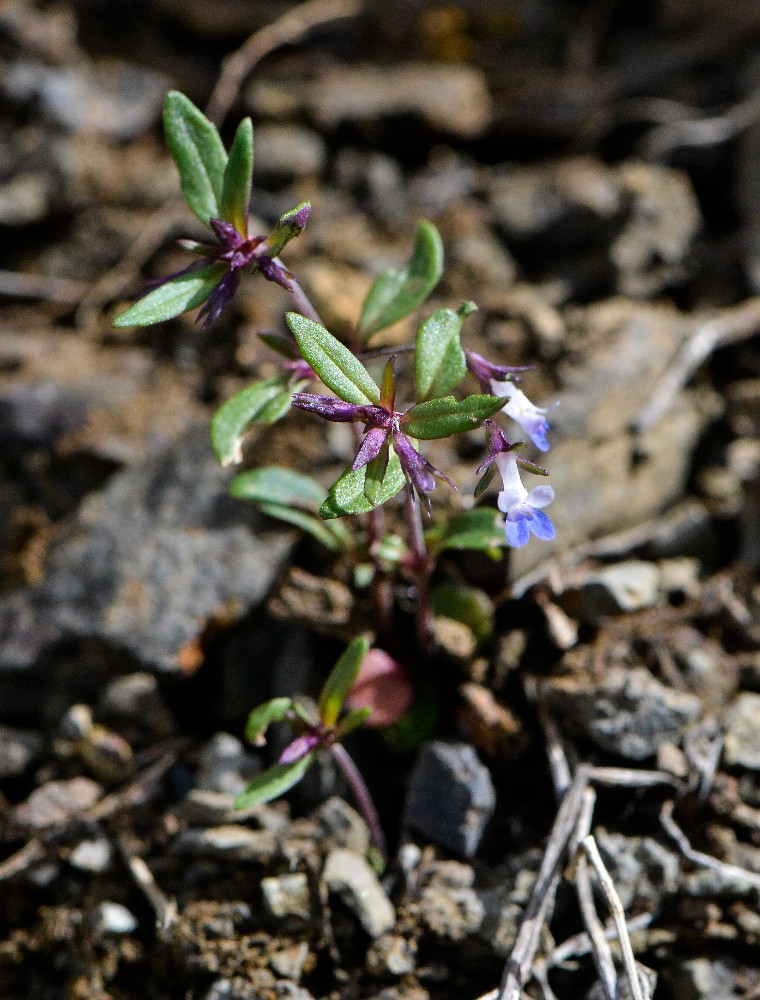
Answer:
[330,742,387,859]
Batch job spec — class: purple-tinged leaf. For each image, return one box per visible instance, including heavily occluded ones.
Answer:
[352,426,389,472]
[267,201,311,257]
[279,733,320,764]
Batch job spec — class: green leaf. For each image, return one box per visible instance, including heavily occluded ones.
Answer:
[230,465,327,510]
[428,507,506,553]
[163,91,228,226]
[432,583,494,644]
[319,637,370,728]
[267,201,311,257]
[113,263,226,328]
[320,453,406,519]
[211,377,299,466]
[358,220,444,339]
[335,707,372,739]
[244,698,295,745]
[256,502,346,551]
[401,394,507,440]
[287,313,380,405]
[234,755,314,808]
[415,305,472,402]
[221,117,253,235]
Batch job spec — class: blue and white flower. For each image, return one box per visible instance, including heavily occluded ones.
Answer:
[495,451,555,547]
[491,379,550,452]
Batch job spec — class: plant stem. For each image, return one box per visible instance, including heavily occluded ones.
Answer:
[404,485,435,655]
[280,266,324,325]
[330,742,387,859]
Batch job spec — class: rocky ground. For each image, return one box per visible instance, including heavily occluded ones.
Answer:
[1,2,760,998]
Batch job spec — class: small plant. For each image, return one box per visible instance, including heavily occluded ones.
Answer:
[113,92,558,847]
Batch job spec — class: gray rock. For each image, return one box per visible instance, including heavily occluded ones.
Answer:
[404,742,496,858]
[0,725,43,780]
[668,957,746,1000]
[172,825,278,864]
[543,666,702,760]
[196,732,261,796]
[176,789,287,831]
[509,299,720,578]
[595,830,681,910]
[97,673,174,737]
[248,64,491,139]
[313,797,370,855]
[261,873,312,924]
[723,693,760,769]
[5,59,169,139]
[269,942,310,982]
[365,934,416,977]
[0,426,295,673]
[417,884,484,942]
[564,561,661,619]
[13,776,101,829]
[322,847,395,938]
[253,123,326,180]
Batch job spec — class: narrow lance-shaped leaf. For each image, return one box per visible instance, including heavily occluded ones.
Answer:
[255,502,348,551]
[414,303,475,402]
[211,376,302,466]
[163,91,228,226]
[235,755,314,809]
[113,263,226,329]
[244,698,295,746]
[319,637,370,729]
[358,220,444,340]
[287,312,380,405]
[220,117,253,236]
[229,466,327,510]
[320,453,406,519]
[401,394,507,440]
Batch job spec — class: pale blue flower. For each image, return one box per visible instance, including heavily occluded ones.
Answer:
[495,452,555,547]
[491,379,551,452]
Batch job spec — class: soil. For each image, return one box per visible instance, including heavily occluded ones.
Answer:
[2,3,760,999]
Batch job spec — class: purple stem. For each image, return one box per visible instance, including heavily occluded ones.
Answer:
[404,485,435,656]
[331,742,387,859]
[279,265,324,325]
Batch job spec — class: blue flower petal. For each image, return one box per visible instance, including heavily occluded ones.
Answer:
[528,508,555,541]
[505,511,530,547]
[531,424,550,452]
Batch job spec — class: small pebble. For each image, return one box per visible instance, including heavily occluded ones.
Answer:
[322,848,395,938]
[196,732,261,796]
[0,725,43,780]
[172,825,278,863]
[93,901,138,936]
[69,838,113,873]
[723,692,760,770]
[261,873,312,923]
[404,742,495,858]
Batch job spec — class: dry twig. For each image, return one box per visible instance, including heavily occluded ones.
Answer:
[206,0,362,127]
[660,800,760,893]
[582,835,648,1000]
[117,833,177,930]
